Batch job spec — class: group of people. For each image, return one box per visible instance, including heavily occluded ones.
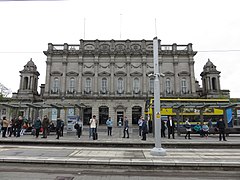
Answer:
[83,115,149,141]
[0,115,29,138]
[1,115,228,142]
[158,116,228,141]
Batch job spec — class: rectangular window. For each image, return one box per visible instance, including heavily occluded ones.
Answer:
[181,78,187,93]
[69,78,75,92]
[85,78,91,93]
[166,79,171,94]
[101,78,107,93]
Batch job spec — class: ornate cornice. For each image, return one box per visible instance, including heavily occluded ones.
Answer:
[50,71,63,76]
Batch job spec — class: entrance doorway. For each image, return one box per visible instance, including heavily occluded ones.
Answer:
[132,106,142,124]
[99,106,109,125]
[117,111,124,127]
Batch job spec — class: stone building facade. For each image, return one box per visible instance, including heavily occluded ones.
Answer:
[9,39,229,127]
[41,39,198,126]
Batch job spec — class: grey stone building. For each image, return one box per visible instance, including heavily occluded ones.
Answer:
[9,39,229,127]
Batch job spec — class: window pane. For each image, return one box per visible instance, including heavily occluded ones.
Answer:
[101,78,107,92]
[133,78,140,93]
[150,78,154,93]
[85,78,91,92]
[117,78,124,93]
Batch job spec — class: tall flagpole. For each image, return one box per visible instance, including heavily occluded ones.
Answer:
[150,37,166,156]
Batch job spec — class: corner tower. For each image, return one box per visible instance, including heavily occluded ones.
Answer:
[200,59,229,98]
[12,58,40,101]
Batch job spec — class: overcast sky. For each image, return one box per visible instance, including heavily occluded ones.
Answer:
[0,0,239,98]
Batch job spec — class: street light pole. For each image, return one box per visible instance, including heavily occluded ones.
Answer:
[150,37,166,156]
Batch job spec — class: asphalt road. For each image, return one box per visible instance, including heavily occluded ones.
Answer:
[0,165,240,180]
[0,144,240,180]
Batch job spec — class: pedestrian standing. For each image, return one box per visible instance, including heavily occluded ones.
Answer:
[89,115,98,140]
[184,119,191,139]
[7,118,13,137]
[16,116,23,137]
[2,116,9,138]
[216,118,227,141]
[122,116,129,138]
[11,117,17,137]
[60,120,64,137]
[56,117,62,139]
[141,118,148,141]
[41,115,49,138]
[166,116,175,139]
[74,119,83,139]
[34,117,42,138]
[106,117,113,136]
[161,120,166,138]
[138,116,143,137]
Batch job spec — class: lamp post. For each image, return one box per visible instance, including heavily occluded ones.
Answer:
[150,37,166,156]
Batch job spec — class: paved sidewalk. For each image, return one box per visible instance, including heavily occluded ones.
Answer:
[0,144,240,172]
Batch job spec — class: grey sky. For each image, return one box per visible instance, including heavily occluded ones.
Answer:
[0,0,239,97]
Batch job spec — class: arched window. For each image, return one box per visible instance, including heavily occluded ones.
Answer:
[69,77,75,92]
[181,78,187,94]
[53,77,59,93]
[149,78,154,94]
[85,78,91,93]
[212,77,217,90]
[117,78,124,93]
[101,78,107,93]
[133,77,140,93]
[166,78,171,94]
[23,77,29,90]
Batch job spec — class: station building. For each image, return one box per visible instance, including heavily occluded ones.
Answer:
[1,39,231,127]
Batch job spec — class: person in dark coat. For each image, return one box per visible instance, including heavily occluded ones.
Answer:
[216,118,227,141]
[56,117,62,139]
[122,116,129,138]
[161,120,166,138]
[166,116,175,139]
[74,119,83,139]
[16,116,23,137]
[141,118,148,141]
[34,117,42,138]
[41,115,49,138]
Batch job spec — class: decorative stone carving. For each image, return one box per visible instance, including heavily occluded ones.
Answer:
[82,71,95,76]
[114,71,127,76]
[84,44,95,50]
[163,71,175,76]
[130,72,143,76]
[98,71,111,76]
[178,71,190,76]
[66,71,79,76]
[50,71,63,76]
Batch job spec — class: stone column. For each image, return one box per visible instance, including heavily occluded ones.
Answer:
[189,56,196,94]
[62,61,67,94]
[94,55,99,95]
[45,60,51,94]
[126,56,131,94]
[110,55,114,95]
[142,55,147,95]
[217,75,221,91]
[78,61,83,94]
[173,55,178,95]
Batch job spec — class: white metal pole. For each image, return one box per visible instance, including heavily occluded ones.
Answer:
[150,37,166,156]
